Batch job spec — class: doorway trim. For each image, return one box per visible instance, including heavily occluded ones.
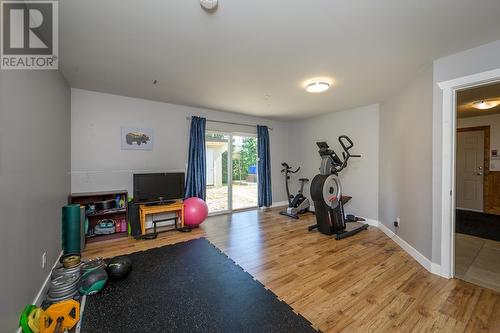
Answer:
[438,67,500,279]
[456,126,490,213]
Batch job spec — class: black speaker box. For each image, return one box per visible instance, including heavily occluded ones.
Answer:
[128,202,141,238]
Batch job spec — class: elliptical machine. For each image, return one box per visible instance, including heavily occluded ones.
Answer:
[308,136,369,240]
[279,162,310,219]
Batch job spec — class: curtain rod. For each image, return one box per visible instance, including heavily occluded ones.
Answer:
[185,116,273,131]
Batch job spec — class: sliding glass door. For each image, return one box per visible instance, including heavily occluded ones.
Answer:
[205,131,258,214]
[205,132,230,213]
[231,135,258,210]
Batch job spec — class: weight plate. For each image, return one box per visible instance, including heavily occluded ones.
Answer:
[49,281,79,294]
[62,254,81,268]
[48,287,77,298]
[49,281,79,292]
[51,265,81,279]
[81,258,106,273]
[50,273,80,289]
[46,290,79,303]
[60,252,81,263]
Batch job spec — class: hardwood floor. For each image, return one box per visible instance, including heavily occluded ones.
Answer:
[83,208,500,332]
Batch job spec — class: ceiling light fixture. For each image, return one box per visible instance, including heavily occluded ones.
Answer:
[304,78,333,93]
[471,99,500,110]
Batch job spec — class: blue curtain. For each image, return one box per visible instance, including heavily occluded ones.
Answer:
[257,125,272,207]
[185,117,206,200]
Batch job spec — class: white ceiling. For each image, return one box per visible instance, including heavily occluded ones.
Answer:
[60,0,500,120]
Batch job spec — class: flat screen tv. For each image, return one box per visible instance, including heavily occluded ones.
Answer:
[133,173,185,203]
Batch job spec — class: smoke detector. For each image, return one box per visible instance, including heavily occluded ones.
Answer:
[200,0,218,11]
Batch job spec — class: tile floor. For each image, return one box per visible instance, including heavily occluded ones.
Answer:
[455,233,500,292]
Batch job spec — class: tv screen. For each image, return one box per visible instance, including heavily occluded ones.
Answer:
[133,173,185,203]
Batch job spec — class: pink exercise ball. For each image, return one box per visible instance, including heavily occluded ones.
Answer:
[184,197,208,227]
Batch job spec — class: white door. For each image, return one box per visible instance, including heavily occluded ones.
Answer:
[456,130,484,211]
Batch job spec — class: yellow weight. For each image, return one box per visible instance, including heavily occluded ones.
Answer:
[27,308,45,333]
[62,255,81,268]
[40,300,80,333]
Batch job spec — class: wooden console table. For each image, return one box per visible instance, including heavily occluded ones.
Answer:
[139,200,184,235]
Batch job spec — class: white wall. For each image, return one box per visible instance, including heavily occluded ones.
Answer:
[379,66,434,260]
[288,104,379,220]
[457,114,500,171]
[71,89,290,203]
[432,39,500,263]
[0,71,70,332]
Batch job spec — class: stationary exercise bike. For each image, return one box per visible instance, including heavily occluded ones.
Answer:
[308,136,369,239]
[279,162,311,219]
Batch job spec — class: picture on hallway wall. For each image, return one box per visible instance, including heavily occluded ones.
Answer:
[121,127,153,150]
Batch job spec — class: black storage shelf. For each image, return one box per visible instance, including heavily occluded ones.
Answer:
[69,190,129,244]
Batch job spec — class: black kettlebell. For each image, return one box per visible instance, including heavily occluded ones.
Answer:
[106,256,132,280]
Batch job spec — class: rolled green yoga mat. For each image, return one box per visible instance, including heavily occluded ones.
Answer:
[62,204,82,254]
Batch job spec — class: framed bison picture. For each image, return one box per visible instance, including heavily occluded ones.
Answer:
[121,127,153,150]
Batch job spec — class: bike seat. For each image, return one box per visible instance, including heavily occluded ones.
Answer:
[299,178,309,182]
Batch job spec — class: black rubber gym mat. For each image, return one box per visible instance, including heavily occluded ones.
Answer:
[456,209,500,241]
[81,238,317,333]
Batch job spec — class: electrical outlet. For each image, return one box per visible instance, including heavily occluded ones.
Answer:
[42,252,47,269]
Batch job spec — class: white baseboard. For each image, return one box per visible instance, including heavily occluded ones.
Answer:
[313,214,442,277]
[376,220,396,238]
[361,217,380,227]
[33,250,63,306]
[357,218,446,278]
[374,221,447,277]
[376,222,433,272]
[17,250,63,333]
[431,262,442,276]
[311,213,439,276]
[456,207,483,213]
[270,201,288,208]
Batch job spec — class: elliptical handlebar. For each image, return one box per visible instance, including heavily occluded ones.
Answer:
[333,135,360,173]
[339,135,354,152]
[338,135,360,157]
[317,136,360,175]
